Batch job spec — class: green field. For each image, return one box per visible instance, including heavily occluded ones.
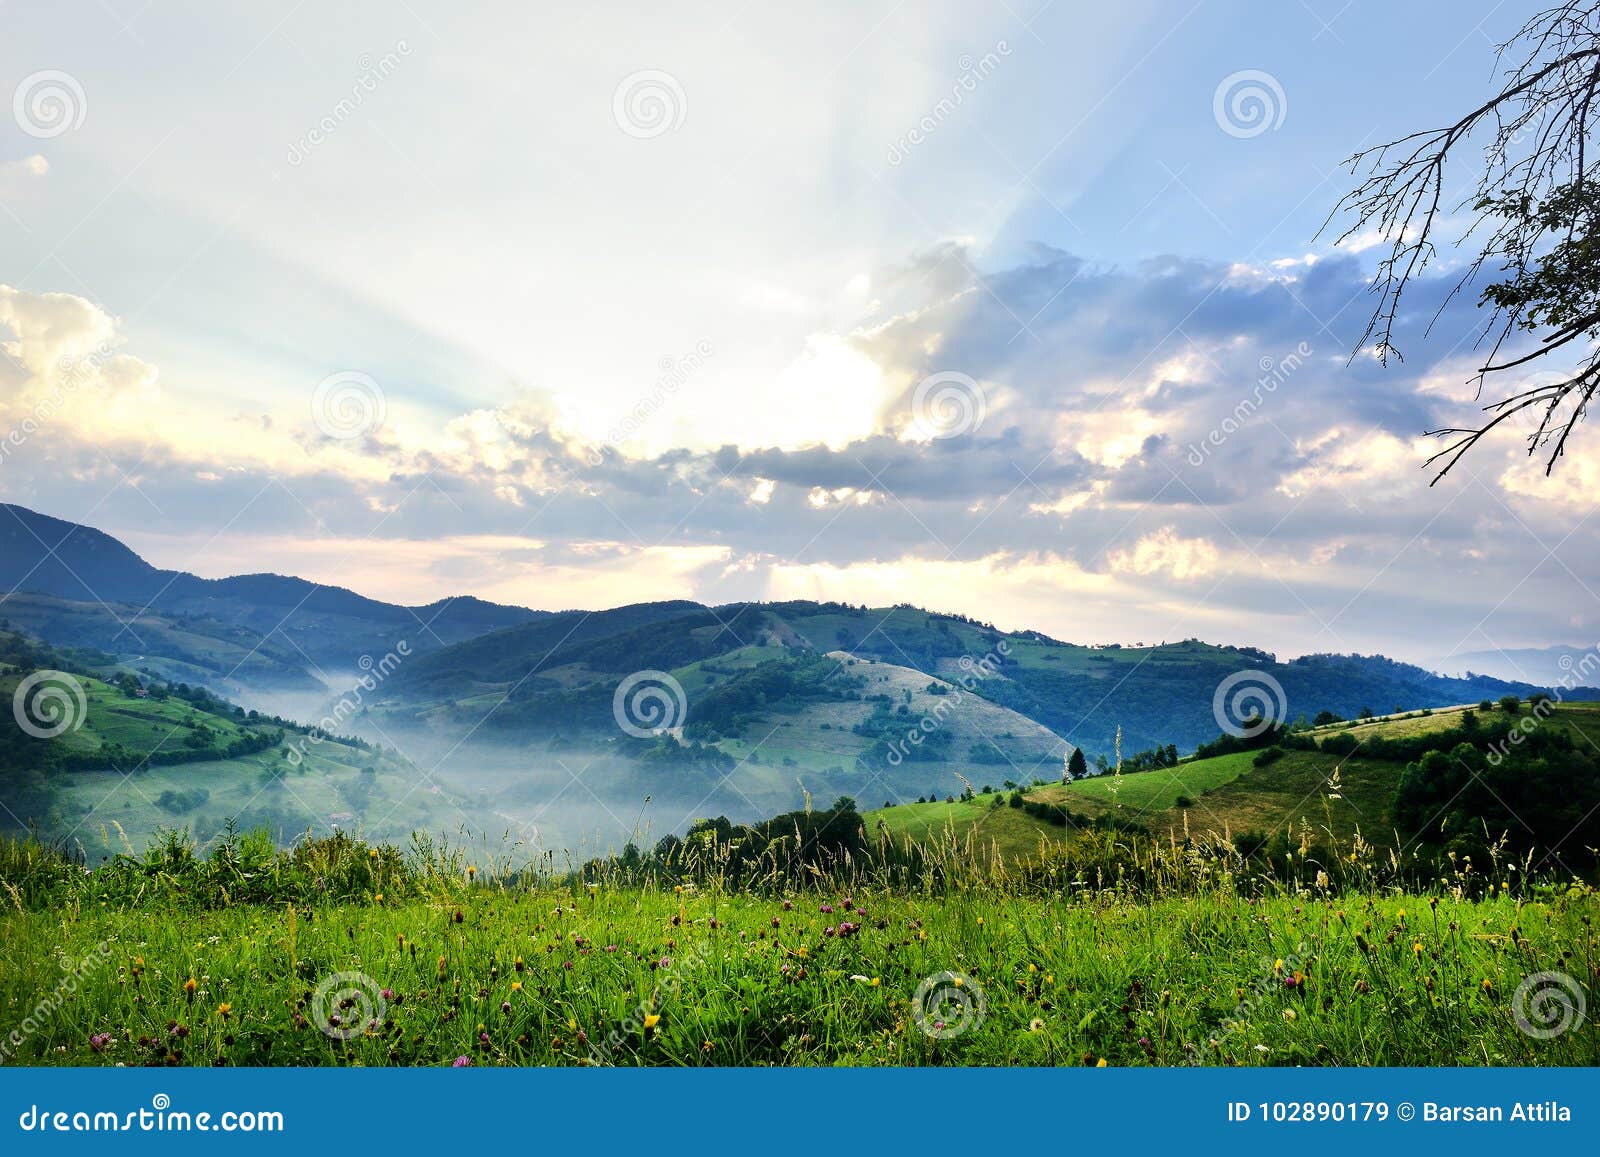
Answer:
[2,836,1594,1068]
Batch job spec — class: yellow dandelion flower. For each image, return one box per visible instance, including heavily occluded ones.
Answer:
[374,892,384,903]
[1481,978,1493,991]
[1273,958,1284,973]
[511,981,523,992]
[1095,1058,1108,1067]
[1028,963,1037,973]
[643,1013,661,1030]
[368,848,379,859]
[216,1002,232,1017]
[183,977,197,996]
[870,977,880,987]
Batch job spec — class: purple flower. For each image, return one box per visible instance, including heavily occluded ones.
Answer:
[819,904,834,914]
[89,1032,112,1052]
[452,1055,471,1067]
[501,1001,511,1013]
[380,988,394,1001]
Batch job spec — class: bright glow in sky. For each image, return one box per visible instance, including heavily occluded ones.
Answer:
[3,0,1594,671]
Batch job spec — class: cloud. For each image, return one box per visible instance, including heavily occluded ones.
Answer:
[5,242,1600,668]
[1108,526,1221,580]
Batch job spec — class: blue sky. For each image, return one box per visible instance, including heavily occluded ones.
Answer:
[2,0,1594,672]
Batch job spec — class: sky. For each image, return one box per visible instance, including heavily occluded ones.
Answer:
[2,0,1596,673]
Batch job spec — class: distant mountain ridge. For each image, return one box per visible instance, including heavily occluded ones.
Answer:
[0,503,544,686]
[2,504,1590,763]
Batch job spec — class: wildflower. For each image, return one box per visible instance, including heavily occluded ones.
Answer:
[1095,1058,1108,1067]
[1481,978,1494,992]
[1028,963,1037,973]
[369,848,379,858]
[643,1014,661,1030]
[511,981,523,992]
[819,904,834,914]
[1412,941,1423,957]
[89,1032,112,1052]
[702,1040,714,1053]
[782,900,793,911]
[770,917,781,929]
[1028,1018,1045,1032]
[374,893,384,903]
[452,1055,471,1067]
[1282,1008,1296,1021]
[1272,958,1284,974]
[380,988,394,1001]
[216,1003,232,1018]
[467,866,476,878]
[183,977,197,999]
[501,1002,511,1013]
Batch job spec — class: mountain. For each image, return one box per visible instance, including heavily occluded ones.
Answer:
[1436,644,1600,689]
[361,599,1579,760]
[0,504,544,693]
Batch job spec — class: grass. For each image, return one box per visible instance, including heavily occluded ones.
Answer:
[867,793,1067,861]
[3,868,1595,1068]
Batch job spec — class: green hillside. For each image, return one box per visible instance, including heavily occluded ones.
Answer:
[0,631,490,853]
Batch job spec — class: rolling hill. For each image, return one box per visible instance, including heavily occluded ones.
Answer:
[0,503,543,684]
